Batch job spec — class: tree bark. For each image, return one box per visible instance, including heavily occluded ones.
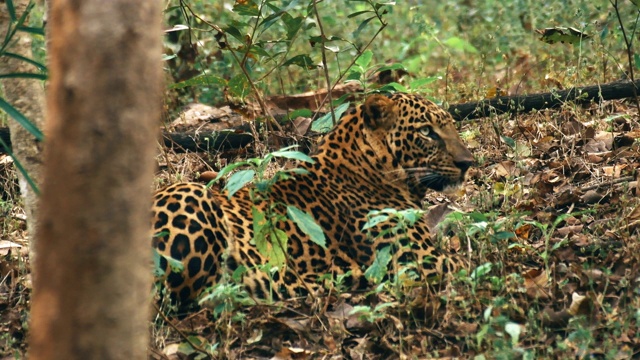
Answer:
[29,1,161,359]
[0,0,46,262]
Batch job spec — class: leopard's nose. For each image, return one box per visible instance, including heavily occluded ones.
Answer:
[454,160,474,175]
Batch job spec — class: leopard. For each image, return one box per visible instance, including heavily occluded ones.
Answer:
[152,92,475,305]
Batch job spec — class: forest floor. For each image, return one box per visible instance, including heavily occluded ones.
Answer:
[1,95,640,359]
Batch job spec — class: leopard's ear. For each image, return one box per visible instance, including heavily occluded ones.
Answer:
[363,94,396,130]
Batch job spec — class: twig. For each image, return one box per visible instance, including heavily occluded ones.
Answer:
[312,0,336,125]
[579,175,634,192]
[152,302,212,357]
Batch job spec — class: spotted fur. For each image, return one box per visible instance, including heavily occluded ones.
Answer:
[152,93,474,303]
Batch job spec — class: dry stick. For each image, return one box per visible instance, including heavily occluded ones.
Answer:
[580,175,634,192]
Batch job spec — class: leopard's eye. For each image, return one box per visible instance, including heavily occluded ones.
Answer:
[419,126,432,137]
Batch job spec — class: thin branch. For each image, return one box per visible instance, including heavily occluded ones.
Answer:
[312,0,336,125]
[310,3,388,122]
[610,0,640,112]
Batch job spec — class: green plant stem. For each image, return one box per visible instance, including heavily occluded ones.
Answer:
[310,22,387,123]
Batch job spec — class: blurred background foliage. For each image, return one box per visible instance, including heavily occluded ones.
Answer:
[162,0,637,116]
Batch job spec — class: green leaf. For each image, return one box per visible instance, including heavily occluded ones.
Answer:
[364,246,392,284]
[376,63,406,72]
[470,262,493,281]
[282,54,315,69]
[224,169,255,199]
[537,27,591,45]
[0,72,47,80]
[0,97,44,141]
[252,204,288,268]
[347,10,373,18]
[286,205,326,248]
[353,15,376,38]
[249,44,274,58]
[177,336,204,356]
[224,25,245,43]
[285,168,310,175]
[362,214,390,230]
[468,212,489,222]
[233,2,260,16]
[282,13,304,40]
[378,82,408,92]
[3,52,47,71]
[398,209,423,226]
[409,76,440,89]
[331,94,351,107]
[444,37,478,53]
[309,35,345,46]
[258,11,284,33]
[491,231,516,240]
[231,265,247,283]
[210,161,251,186]
[345,68,363,81]
[355,50,373,68]
[228,74,250,99]
[283,108,312,121]
[311,102,350,133]
[270,149,314,163]
[505,322,522,346]
[152,249,164,277]
[2,1,33,52]
[166,256,184,273]
[500,135,516,148]
[252,205,267,241]
[17,25,45,36]
[169,74,227,90]
[152,248,185,277]
[6,0,16,21]
[163,5,182,13]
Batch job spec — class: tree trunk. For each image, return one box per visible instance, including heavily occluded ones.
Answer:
[0,0,46,263]
[29,1,161,359]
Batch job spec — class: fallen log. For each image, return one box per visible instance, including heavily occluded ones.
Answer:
[0,128,254,154]
[447,79,640,121]
[162,130,253,152]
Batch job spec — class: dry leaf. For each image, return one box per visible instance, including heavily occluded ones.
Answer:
[271,347,312,360]
[523,268,550,299]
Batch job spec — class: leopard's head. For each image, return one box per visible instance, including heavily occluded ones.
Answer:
[362,92,474,193]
